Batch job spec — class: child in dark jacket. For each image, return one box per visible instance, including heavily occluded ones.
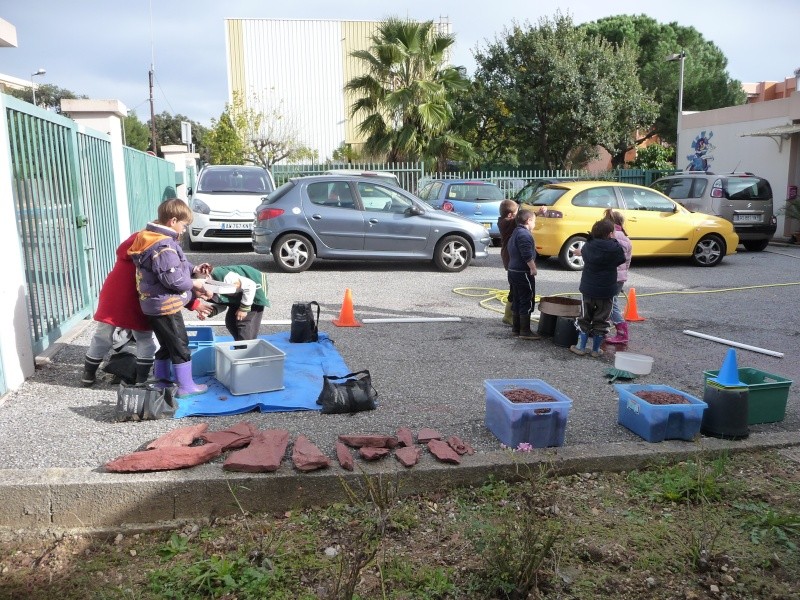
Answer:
[128,199,212,397]
[506,209,540,340]
[497,199,519,326]
[570,219,626,358]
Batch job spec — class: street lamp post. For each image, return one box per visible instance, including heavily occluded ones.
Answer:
[666,51,686,147]
[31,68,46,106]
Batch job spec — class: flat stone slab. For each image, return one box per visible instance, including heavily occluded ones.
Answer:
[224,429,289,473]
[201,421,258,450]
[293,435,330,472]
[104,443,223,473]
[146,423,209,449]
[338,434,398,448]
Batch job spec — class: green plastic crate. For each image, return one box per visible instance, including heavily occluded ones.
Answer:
[703,367,792,425]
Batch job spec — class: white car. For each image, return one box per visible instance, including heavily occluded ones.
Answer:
[188,165,276,249]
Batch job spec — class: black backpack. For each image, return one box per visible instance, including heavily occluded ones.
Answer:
[290,301,320,343]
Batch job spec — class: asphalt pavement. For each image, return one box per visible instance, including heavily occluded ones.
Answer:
[1,242,798,535]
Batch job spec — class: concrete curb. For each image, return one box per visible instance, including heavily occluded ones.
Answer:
[2,431,797,538]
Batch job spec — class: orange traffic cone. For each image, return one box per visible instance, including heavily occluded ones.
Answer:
[332,288,362,327]
[623,288,645,322]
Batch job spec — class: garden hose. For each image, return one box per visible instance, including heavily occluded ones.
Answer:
[453,282,800,315]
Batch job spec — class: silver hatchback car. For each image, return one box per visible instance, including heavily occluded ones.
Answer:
[251,175,491,272]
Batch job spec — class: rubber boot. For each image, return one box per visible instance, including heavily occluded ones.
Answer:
[570,332,588,356]
[511,313,521,337]
[502,302,513,326]
[590,335,605,358]
[518,314,541,340]
[605,322,629,345]
[81,356,102,387]
[174,361,207,398]
[135,359,154,384]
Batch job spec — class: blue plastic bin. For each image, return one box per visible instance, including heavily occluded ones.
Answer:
[615,384,707,443]
[484,379,572,448]
[186,326,215,349]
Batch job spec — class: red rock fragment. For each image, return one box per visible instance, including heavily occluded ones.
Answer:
[146,423,209,449]
[417,428,442,443]
[446,435,475,456]
[201,421,258,450]
[336,441,355,471]
[292,435,330,472]
[359,447,390,461]
[337,434,398,449]
[427,439,461,464]
[224,429,290,473]
[396,427,414,448]
[394,446,421,468]
[104,443,222,472]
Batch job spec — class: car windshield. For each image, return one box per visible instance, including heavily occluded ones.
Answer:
[520,187,567,207]
[446,183,504,202]
[198,168,273,193]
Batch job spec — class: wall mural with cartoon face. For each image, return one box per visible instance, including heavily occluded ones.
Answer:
[686,131,715,171]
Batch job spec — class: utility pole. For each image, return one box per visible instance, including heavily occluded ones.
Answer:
[149,66,158,155]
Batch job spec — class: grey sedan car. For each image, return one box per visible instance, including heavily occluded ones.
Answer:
[252,175,491,273]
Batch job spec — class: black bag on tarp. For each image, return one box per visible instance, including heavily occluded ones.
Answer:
[316,370,378,414]
[290,301,320,343]
[115,381,177,422]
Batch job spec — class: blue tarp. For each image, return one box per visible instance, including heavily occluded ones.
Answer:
[174,332,349,418]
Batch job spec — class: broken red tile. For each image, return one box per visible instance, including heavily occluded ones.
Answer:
[396,427,414,448]
[336,441,354,471]
[427,439,461,464]
[337,434,398,449]
[446,435,475,456]
[223,429,290,473]
[104,443,222,472]
[201,421,258,450]
[417,428,442,443]
[359,447,390,461]
[394,446,421,468]
[146,423,209,449]
[292,435,330,472]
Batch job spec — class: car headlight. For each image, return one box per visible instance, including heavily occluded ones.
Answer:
[191,198,211,215]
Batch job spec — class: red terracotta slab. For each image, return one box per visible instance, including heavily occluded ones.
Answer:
[292,435,330,472]
[417,428,442,443]
[396,427,414,448]
[338,434,398,449]
[146,423,209,449]
[201,421,258,450]
[395,446,421,468]
[427,439,461,464]
[359,447,390,461]
[223,429,290,473]
[446,435,475,456]
[336,441,355,471]
[104,443,222,472]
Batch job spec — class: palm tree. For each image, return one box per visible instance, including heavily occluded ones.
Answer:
[346,18,471,166]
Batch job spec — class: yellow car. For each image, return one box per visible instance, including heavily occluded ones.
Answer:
[519,181,739,271]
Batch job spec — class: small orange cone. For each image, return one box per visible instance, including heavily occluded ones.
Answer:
[332,288,362,327]
[623,288,645,322]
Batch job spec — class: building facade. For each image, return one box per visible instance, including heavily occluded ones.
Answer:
[224,18,451,162]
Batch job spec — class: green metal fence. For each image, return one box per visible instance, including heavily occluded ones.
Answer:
[124,147,178,231]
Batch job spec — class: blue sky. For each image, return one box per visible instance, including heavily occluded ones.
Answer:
[3,1,798,127]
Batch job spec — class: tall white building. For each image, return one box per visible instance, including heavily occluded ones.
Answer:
[224,18,451,162]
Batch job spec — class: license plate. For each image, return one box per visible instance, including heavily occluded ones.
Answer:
[220,222,252,230]
[733,214,761,223]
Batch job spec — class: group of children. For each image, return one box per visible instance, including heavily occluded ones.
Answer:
[81,198,269,398]
[497,199,633,357]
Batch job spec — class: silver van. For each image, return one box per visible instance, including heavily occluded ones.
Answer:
[651,172,776,251]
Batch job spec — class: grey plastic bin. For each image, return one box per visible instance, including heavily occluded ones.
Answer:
[214,339,285,395]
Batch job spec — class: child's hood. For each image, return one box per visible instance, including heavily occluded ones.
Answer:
[127,223,177,257]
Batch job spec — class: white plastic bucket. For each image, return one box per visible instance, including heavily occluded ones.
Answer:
[615,352,654,375]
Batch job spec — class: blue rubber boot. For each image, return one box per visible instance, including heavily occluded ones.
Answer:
[570,332,588,356]
[590,334,605,358]
[174,361,207,398]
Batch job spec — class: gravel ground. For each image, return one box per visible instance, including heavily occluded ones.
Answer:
[0,242,798,470]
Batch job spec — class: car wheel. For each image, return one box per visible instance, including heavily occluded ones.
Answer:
[691,234,725,267]
[434,235,473,272]
[558,236,586,271]
[742,239,769,252]
[274,233,315,273]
